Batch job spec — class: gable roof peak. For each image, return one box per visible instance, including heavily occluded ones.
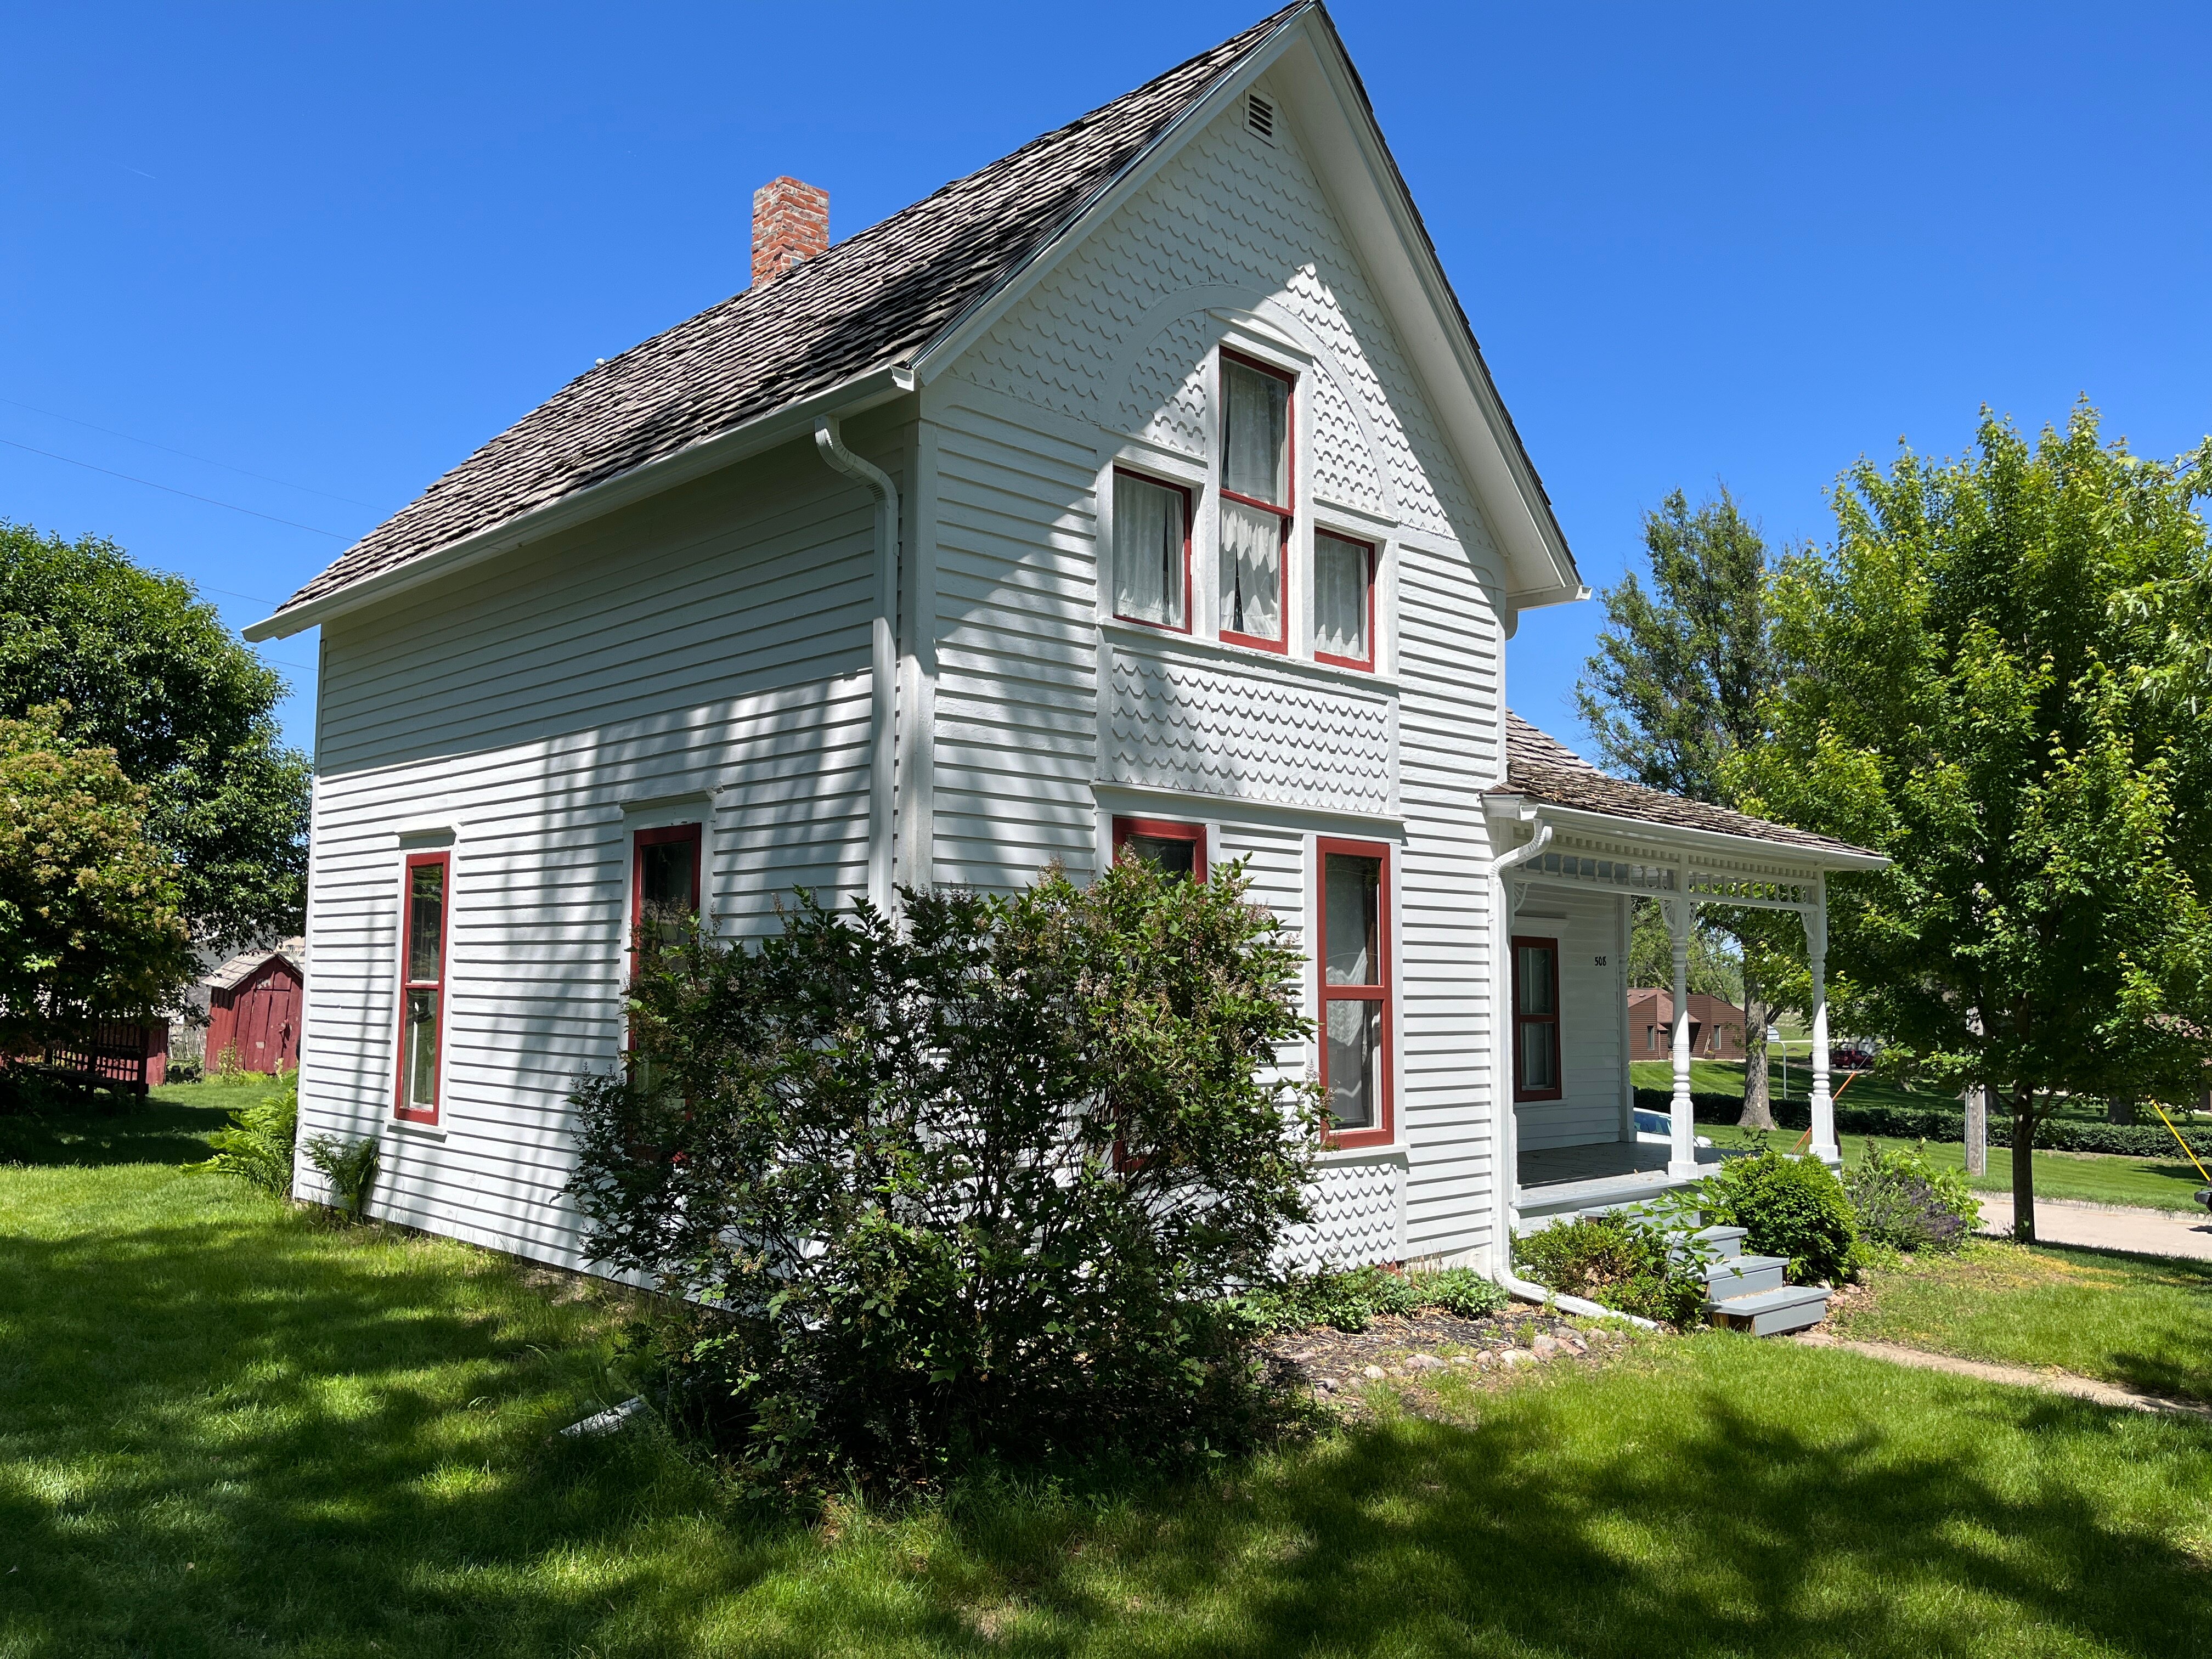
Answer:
[250,3,1581,639]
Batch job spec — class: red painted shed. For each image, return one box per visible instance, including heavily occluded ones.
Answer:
[204,938,304,1075]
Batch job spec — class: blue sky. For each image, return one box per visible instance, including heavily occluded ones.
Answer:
[7,2,2209,758]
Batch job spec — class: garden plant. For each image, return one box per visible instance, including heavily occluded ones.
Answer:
[567,859,1324,1494]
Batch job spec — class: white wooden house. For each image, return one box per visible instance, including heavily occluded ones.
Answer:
[249,1,1881,1280]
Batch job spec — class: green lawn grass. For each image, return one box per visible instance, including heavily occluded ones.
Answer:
[1830,1239,2212,1404]
[1701,1122,2212,1213]
[4,1088,2210,1655]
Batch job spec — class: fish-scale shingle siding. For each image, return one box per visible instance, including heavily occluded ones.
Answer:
[930,83,1511,1265]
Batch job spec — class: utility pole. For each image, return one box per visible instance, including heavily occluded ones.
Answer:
[1964,1007,1987,1177]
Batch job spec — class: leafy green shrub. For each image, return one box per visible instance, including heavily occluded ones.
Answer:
[1414,1267,1511,1321]
[1844,1140,1978,1253]
[567,860,1322,1495]
[192,1073,297,1195]
[0,1066,88,1116]
[166,1053,205,1084]
[1242,1264,1508,1333]
[1513,1212,1709,1328]
[1702,1148,1858,1283]
[303,1130,379,1218]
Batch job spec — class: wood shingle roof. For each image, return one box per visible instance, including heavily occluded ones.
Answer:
[268,5,1307,625]
[1496,713,1878,860]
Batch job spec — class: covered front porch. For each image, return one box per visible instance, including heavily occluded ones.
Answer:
[1516,1137,1728,1224]
[1485,715,1890,1237]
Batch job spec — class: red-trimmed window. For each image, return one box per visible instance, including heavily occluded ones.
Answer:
[1111,816,1206,883]
[631,823,702,961]
[628,825,701,1082]
[1218,352,1293,652]
[1317,838,1391,1146]
[1112,469,1192,632]
[395,851,449,1124]
[1314,531,1374,670]
[1513,936,1562,1101]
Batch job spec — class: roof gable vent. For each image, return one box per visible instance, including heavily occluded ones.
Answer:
[1245,92,1276,144]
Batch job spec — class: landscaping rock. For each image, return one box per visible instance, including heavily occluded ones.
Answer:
[1362,1364,1387,1381]
[1531,1334,1562,1359]
[1501,1348,1536,1368]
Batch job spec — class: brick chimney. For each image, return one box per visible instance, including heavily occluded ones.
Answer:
[752,177,828,286]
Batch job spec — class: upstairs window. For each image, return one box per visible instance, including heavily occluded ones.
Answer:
[1112,816,1205,883]
[1218,353,1291,651]
[1317,839,1391,1146]
[1513,936,1561,1101]
[1112,470,1190,631]
[1314,531,1373,669]
[395,851,449,1124]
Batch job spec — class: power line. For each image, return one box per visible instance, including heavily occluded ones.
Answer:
[190,580,285,606]
[0,435,349,538]
[0,394,379,509]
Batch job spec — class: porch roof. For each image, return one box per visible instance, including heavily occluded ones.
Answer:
[1488,713,1884,871]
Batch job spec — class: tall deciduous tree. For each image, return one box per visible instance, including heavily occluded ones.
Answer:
[1,706,193,1052]
[1735,405,2212,1241]
[1575,488,1792,1127]
[0,523,309,949]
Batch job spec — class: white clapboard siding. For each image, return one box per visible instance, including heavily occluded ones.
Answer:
[1511,890,1629,1152]
[936,82,1509,1267]
[928,392,1103,890]
[296,425,906,1266]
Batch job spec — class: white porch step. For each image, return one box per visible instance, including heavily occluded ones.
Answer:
[1702,1253,1788,1301]
[1709,1283,1830,1337]
[1686,1224,1745,1262]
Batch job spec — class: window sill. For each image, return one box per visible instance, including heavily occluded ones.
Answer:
[1100,619,1398,693]
[390,1119,449,1142]
[1316,1139,1408,1167]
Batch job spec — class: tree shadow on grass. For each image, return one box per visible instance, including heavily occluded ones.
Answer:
[922,1364,2212,1659]
[2023,1240,2212,1404]
[6,1186,2210,1659]
[0,1087,234,1169]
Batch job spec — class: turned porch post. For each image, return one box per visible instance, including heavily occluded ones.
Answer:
[1805,878,1839,1165]
[1668,892,1699,1178]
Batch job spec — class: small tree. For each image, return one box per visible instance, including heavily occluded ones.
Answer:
[1737,405,2212,1241]
[1577,487,1795,1126]
[0,706,193,1056]
[0,523,309,950]
[566,859,1322,1491]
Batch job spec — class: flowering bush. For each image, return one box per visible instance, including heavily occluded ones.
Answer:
[1845,1140,1979,1254]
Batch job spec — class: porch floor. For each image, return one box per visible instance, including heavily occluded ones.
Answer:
[1516,1137,1728,1227]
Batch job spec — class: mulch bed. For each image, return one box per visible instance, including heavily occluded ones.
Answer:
[1262,1305,1643,1415]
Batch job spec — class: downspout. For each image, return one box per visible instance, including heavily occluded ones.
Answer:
[814,417,898,913]
[1484,818,1656,1329]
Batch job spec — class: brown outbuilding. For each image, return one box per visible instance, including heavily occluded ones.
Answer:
[1627,988,1748,1062]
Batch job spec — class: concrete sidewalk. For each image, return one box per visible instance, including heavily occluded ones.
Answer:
[1976,1193,2212,1261]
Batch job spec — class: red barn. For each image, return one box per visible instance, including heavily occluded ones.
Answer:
[204,939,304,1075]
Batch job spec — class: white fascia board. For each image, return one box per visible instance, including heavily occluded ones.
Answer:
[244,365,915,641]
[1486,798,1890,872]
[1268,30,1582,611]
